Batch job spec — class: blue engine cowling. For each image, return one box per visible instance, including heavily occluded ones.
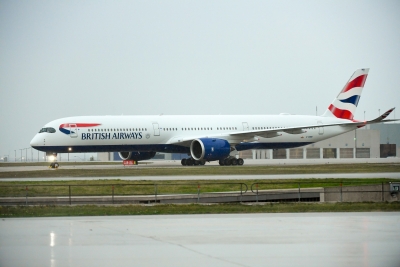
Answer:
[190,138,231,161]
[118,151,156,161]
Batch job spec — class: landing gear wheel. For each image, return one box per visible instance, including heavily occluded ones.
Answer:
[231,158,238,165]
[219,159,225,166]
[181,158,187,166]
[194,160,200,166]
[224,158,232,166]
[186,158,194,166]
[237,158,244,165]
[199,160,206,166]
[50,162,59,169]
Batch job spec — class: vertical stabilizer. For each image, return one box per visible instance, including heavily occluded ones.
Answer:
[322,68,369,120]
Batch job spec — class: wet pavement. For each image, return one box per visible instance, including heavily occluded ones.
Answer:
[1,212,399,267]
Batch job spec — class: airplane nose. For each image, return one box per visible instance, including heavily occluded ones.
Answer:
[30,134,40,148]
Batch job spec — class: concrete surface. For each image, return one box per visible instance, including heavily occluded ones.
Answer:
[1,158,400,173]
[0,213,399,267]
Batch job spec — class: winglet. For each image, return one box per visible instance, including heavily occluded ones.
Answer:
[367,107,397,124]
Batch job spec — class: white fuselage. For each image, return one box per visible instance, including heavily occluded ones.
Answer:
[30,114,356,155]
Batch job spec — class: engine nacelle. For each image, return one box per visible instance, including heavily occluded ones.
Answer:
[190,138,231,161]
[118,151,156,161]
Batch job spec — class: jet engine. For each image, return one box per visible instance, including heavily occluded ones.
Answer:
[118,151,156,161]
[190,138,231,161]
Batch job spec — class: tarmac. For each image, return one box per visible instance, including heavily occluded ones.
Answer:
[1,213,399,267]
[1,157,400,173]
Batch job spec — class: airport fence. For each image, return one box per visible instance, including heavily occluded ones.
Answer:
[0,182,248,205]
[0,181,399,205]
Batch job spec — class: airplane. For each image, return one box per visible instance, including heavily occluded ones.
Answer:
[30,68,397,166]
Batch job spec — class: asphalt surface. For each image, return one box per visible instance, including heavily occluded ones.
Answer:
[1,158,400,173]
[1,213,399,267]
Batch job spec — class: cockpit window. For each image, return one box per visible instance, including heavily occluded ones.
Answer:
[39,127,56,133]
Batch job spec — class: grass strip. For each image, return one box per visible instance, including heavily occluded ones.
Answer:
[1,163,400,178]
[1,202,399,217]
[0,178,397,197]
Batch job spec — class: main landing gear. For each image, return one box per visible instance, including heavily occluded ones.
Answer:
[181,157,244,166]
[218,157,244,166]
[181,158,206,166]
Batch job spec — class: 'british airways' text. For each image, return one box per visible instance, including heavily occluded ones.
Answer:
[81,132,143,140]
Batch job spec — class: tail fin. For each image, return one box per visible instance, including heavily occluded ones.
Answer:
[322,68,369,120]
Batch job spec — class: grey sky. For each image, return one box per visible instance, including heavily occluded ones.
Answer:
[1,0,399,160]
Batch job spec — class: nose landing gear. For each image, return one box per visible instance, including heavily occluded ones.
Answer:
[49,162,59,169]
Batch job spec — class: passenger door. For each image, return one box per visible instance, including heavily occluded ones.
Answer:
[153,123,160,136]
[69,123,78,138]
[317,121,324,135]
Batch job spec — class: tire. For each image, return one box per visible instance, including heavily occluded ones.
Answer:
[237,158,244,165]
[199,160,206,166]
[194,160,200,166]
[181,158,187,166]
[224,158,231,166]
[219,159,225,166]
[186,158,194,166]
[231,158,238,165]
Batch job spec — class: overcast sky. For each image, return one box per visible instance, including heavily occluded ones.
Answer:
[1,0,399,160]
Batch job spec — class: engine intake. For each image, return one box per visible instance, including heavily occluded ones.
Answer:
[190,138,230,161]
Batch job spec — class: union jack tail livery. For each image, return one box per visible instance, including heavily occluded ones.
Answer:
[322,68,369,120]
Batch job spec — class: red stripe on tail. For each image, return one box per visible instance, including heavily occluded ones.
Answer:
[328,104,354,120]
[343,74,367,92]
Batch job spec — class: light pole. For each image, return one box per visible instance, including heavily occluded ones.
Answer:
[19,149,22,162]
[14,150,16,162]
[354,128,357,158]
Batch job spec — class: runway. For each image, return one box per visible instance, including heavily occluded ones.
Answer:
[1,213,399,267]
[1,158,400,173]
